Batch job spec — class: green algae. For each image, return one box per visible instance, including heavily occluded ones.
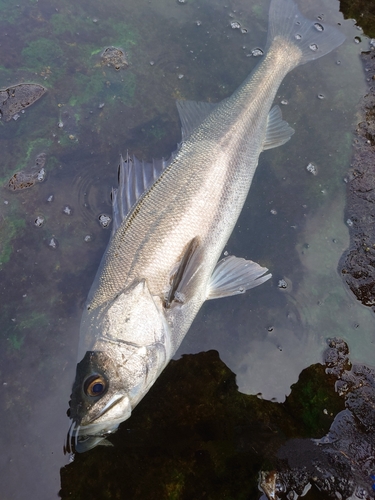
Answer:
[0,213,26,267]
[22,38,64,73]
[0,0,22,24]
[7,333,24,351]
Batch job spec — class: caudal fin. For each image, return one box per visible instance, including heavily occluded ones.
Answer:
[266,0,345,65]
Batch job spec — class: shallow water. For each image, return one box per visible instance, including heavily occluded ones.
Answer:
[0,0,373,498]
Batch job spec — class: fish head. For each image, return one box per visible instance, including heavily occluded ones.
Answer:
[66,279,172,453]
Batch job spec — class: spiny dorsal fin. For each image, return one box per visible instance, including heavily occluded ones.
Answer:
[263,105,294,151]
[111,152,175,234]
[176,100,217,141]
[207,255,271,300]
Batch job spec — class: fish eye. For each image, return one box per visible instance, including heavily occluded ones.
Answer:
[84,374,107,397]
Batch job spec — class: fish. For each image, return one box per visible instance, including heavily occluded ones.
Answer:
[65,0,345,453]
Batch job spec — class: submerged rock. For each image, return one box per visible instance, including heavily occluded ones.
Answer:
[0,83,46,121]
[7,153,47,190]
[101,47,129,70]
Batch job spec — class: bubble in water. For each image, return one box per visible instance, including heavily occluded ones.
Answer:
[251,48,264,57]
[270,209,277,215]
[63,205,73,215]
[230,21,241,29]
[84,235,92,243]
[178,74,184,79]
[280,99,288,105]
[278,279,288,289]
[317,93,325,99]
[47,194,54,202]
[295,20,301,25]
[314,22,324,32]
[34,215,45,227]
[309,43,318,51]
[99,213,112,228]
[241,28,248,34]
[354,36,361,44]
[177,0,186,3]
[295,33,302,40]
[346,218,353,227]
[196,20,202,26]
[306,162,317,175]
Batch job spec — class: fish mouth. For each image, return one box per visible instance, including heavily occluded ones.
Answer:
[64,418,121,454]
[64,395,131,454]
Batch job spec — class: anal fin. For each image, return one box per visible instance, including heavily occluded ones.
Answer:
[207,255,271,300]
[263,105,294,151]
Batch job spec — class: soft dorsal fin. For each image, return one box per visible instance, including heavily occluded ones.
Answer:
[111,152,174,233]
[165,237,201,307]
[176,100,217,141]
[207,255,271,299]
[263,105,294,151]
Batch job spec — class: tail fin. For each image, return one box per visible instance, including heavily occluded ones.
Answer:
[266,0,345,65]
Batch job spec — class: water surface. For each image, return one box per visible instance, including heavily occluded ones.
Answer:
[0,0,373,498]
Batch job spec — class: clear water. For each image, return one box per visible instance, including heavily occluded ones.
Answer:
[0,0,372,498]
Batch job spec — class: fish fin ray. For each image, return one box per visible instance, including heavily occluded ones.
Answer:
[207,256,271,300]
[263,105,294,151]
[267,0,345,66]
[166,237,201,307]
[176,100,217,141]
[111,152,171,233]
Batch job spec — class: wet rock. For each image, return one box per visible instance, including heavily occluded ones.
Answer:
[101,47,128,70]
[339,0,375,39]
[60,350,346,500]
[260,339,375,500]
[7,153,47,191]
[339,50,375,310]
[0,83,46,121]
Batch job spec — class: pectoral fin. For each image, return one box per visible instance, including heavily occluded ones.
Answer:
[207,255,271,300]
[262,105,294,151]
[165,237,201,307]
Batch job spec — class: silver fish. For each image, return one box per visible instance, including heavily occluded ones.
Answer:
[65,0,345,453]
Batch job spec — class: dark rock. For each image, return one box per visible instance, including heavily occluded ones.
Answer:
[0,83,46,121]
[7,153,47,190]
[339,50,375,310]
[101,47,129,70]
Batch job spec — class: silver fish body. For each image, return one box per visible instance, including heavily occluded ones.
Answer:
[66,0,345,453]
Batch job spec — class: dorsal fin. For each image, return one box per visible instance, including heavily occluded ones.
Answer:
[176,100,217,141]
[111,152,174,233]
[262,105,294,151]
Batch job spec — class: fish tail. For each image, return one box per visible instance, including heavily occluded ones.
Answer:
[266,0,345,65]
